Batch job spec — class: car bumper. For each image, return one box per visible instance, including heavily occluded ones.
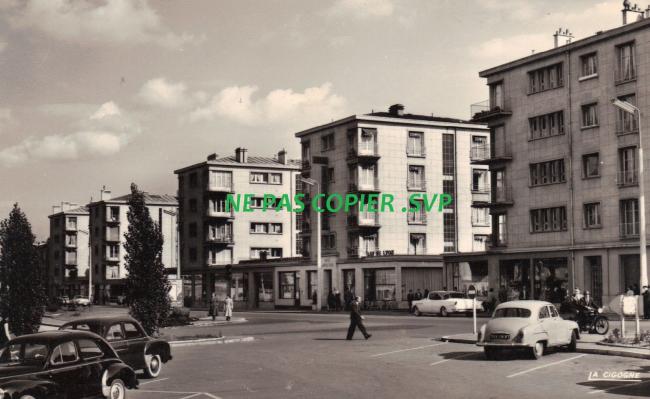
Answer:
[476,342,533,348]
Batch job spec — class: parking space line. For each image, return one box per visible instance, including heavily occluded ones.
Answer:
[139,377,170,385]
[178,394,203,399]
[430,351,480,366]
[587,379,650,395]
[506,354,587,378]
[370,343,447,357]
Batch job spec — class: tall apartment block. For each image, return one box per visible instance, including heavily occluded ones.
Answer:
[260,104,490,309]
[47,203,89,298]
[87,188,178,303]
[446,11,650,307]
[174,148,302,308]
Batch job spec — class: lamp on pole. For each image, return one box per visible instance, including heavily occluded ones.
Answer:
[299,177,322,312]
[613,98,648,290]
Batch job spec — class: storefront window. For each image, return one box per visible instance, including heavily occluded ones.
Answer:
[533,258,568,304]
[364,269,396,301]
[182,275,193,306]
[498,259,530,301]
[343,269,355,296]
[213,274,228,300]
[307,271,317,301]
[456,262,489,298]
[231,273,248,302]
[193,274,204,305]
[621,254,640,294]
[584,256,602,306]
[257,272,273,302]
[279,272,297,299]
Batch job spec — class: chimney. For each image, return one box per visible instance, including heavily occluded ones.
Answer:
[207,153,218,161]
[278,149,287,165]
[388,104,404,116]
[100,186,111,201]
[235,147,248,163]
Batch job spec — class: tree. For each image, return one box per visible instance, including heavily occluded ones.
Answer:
[124,183,171,335]
[0,204,47,335]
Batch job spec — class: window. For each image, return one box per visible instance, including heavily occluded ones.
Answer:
[270,173,282,184]
[322,233,336,250]
[582,153,600,178]
[529,159,565,186]
[66,234,77,246]
[358,165,376,189]
[359,128,376,155]
[408,233,426,255]
[189,198,197,212]
[528,63,563,94]
[250,222,268,234]
[442,180,455,209]
[620,199,639,237]
[407,200,426,224]
[107,244,119,259]
[250,248,282,259]
[539,306,550,319]
[106,324,124,341]
[581,103,598,128]
[489,81,504,109]
[66,217,77,230]
[109,206,119,221]
[270,223,282,234]
[77,339,103,359]
[495,213,507,246]
[209,171,232,189]
[472,169,489,192]
[302,141,311,164]
[321,133,335,151]
[250,172,265,183]
[584,203,601,228]
[473,234,488,251]
[359,234,377,257]
[207,248,232,265]
[529,111,564,139]
[407,131,424,156]
[472,207,490,226]
[50,341,78,365]
[616,42,636,83]
[443,213,456,252]
[249,172,282,184]
[250,196,280,209]
[616,94,638,134]
[442,134,455,176]
[279,272,297,299]
[580,53,598,78]
[123,323,144,339]
[326,167,335,183]
[407,165,425,190]
[530,207,567,233]
[618,147,637,186]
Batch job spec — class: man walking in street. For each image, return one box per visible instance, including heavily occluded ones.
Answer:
[346,296,371,340]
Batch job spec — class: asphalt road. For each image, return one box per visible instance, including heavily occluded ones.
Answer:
[128,312,650,399]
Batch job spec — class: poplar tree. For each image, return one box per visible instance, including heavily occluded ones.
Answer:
[124,183,170,335]
[0,204,47,335]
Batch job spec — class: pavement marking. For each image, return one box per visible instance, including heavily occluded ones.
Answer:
[587,379,650,395]
[370,343,447,357]
[137,390,223,398]
[430,351,480,366]
[178,394,203,399]
[506,354,587,378]
[139,377,170,385]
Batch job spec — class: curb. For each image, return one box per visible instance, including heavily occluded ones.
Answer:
[439,336,476,344]
[169,336,255,348]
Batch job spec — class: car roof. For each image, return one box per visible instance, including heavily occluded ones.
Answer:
[62,315,138,326]
[495,300,553,311]
[432,291,464,295]
[8,330,101,346]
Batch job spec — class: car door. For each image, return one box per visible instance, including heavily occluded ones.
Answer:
[429,293,442,313]
[47,340,85,398]
[76,338,107,397]
[549,305,570,344]
[122,321,148,369]
[105,323,129,361]
[537,305,555,345]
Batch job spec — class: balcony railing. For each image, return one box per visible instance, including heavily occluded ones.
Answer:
[347,212,380,228]
[207,257,232,266]
[470,143,512,164]
[347,144,380,163]
[207,181,234,193]
[66,224,78,232]
[470,145,491,162]
[205,233,234,244]
[349,179,379,192]
[492,185,514,206]
[617,170,638,186]
[471,183,491,194]
[620,221,639,238]
[105,254,120,262]
[472,105,512,122]
[206,208,235,218]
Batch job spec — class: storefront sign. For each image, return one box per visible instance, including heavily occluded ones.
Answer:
[366,250,395,257]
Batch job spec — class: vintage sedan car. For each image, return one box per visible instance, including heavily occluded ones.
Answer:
[412,291,483,317]
[60,316,172,378]
[477,300,580,360]
[72,296,91,307]
[0,330,138,399]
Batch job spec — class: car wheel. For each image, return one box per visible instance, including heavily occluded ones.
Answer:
[106,379,126,399]
[440,307,448,317]
[413,307,421,317]
[144,353,162,378]
[530,341,544,360]
[594,317,609,335]
[567,331,577,352]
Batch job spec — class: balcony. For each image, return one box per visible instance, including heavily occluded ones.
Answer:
[474,185,513,208]
[472,105,512,122]
[470,143,512,165]
[65,224,78,232]
[206,208,235,219]
[471,184,491,206]
[346,145,380,164]
[617,170,638,187]
[205,233,234,245]
[348,179,380,193]
[207,181,234,193]
[347,212,380,229]
[65,257,77,266]
[620,222,639,238]
[105,254,120,262]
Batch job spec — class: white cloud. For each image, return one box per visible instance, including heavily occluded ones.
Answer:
[138,78,188,108]
[327,0,395,18]
[5,0,195,49]
[0,102,139,167]
[189,83,347,126]
[471,33,548,61]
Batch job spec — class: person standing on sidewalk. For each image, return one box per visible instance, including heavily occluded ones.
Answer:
[209,293,219,321]
[225,295,234,321]
[643,286,650,319]
[346,296,371,340]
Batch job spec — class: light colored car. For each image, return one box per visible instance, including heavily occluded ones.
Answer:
[412,291,483,317]
[72,295,91,306]
[477,300,579,360]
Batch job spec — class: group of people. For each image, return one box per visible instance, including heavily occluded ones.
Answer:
[325,288,355,311]
[208,293,234,321]
[406,288,431,313]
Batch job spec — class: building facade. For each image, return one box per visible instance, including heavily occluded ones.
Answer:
[174,148,302,308]
[87,188,178,303]
[47,203,90,298]
[262,105,490,309]
[446,16,650,308]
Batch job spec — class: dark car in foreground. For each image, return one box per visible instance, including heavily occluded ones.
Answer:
[60,316,172,378]
[0,330,138,399]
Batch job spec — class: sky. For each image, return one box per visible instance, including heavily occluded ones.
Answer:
[0,0,627,239]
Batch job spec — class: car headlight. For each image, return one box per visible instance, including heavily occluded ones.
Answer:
[598,307,603,314]
[513,329,524,343]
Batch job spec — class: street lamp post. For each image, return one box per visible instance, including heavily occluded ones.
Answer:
[613,99,648,290]
[300,177,321,312]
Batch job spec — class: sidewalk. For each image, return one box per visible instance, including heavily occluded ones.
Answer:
[439,332,650,359]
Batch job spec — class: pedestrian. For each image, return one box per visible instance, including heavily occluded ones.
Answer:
[633,284,640,296]
[224,295,233,322]
[415,289,422,300]
[346,296,371,340]
[0,317,14,345]
[643,286,650,319]
[209,292,219,321]
[311,290,318,310]
[344,289,353,311]
[407,289,414,313]
[327,290,336,312]
[423,288,429,298]
[335,289,342,311]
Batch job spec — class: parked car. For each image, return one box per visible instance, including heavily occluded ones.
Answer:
[477,300,580,360]
[0,330,138,399]
[57,296,70,306]
[60,316,172,378]
[72,295,91,307]
[412,291,483,317]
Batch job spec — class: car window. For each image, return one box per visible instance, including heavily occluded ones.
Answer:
[539,306,550,319]
[449,293,465,298]
[428,293,435,300]
[106,324,125,341]
[494,308,532,318]
[549,306,560,318]
[51,341,78,365]
[123,323,144,339]
[443,294,450,300]
[432,294,442,300]
[0,343,48,367]
[77,339,104,359]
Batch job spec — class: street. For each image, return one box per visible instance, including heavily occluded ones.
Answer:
[129,312,650,399]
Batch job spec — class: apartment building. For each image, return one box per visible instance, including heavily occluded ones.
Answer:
[174,148,302,309]
[445,11,650,307]
[47,203,89,298]
[262,104,490,309]
[87,188,178,303]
